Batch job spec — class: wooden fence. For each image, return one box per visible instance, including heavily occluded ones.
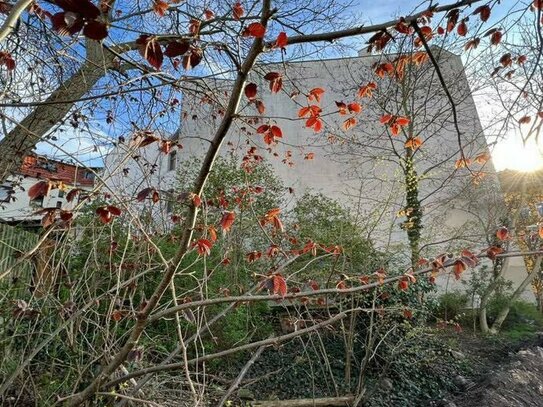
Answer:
[0,223,38,290]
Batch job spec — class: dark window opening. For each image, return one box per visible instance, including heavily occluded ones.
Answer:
[168,151,177,172]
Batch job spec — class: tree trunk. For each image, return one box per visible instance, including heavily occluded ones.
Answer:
[478,178,527,333]
[0,40,114,181]
[489,255,542,334]
[251,396,354,407]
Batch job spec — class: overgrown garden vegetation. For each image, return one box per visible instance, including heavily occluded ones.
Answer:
[0,0,543,406]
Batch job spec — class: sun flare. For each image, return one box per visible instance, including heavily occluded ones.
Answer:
[492,136,543,173]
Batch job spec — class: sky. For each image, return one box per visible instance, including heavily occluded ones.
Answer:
[31,0,543,173]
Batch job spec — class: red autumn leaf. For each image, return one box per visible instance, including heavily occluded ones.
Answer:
[195,239,213,256]
[96,207,112,224]
[220,211,235,232]
[246,250,262,263]
[267,244,280,257]
[188,19,201,35]
[473,5,491,22]
[153,0,168,16]
[336,101,348,115]
[342,117,357,131]
[182,47,203,70]
[398,279,409,291]
[395,18,411,34]
[452,259,467,280]
[204,9,214,20]
[275,31,288,49]
[0,51,15,70]
[160,140,172,154]
[474,151,490,164]
[60,210,73,222]
[270,125,282,138]
[348,102,362,114]
[308,87,325,103]
[208,226,217,242]
[136,187,154,202]
[395,116,410,126]
[191,193,201,207]
[304,152,315,160]
[490,30,502,45]
[464,38,480,50]
[273,274,287,297]
[454,157,471,169]
[457,19,468,36]
[500,53,512,67]
[374,268,386,284]
[243,22,266,38]
[263,72,283,93]
[380,114,393,124]
[136,35,163,69]
[28,181,50,200]
[336,280,347,290]
[446,9,459,33]
[538,223,543,239]
[374,62,395,78]
[41,210,56,228]
[403,309,413,319]
[244,83,258,100]
[256,124,269,134]
[486,245,504,260]
[164,40,190,58]
[66,188,81,203]
[107,205,122,216]
[519,115,531,125]
[298,105,322,118]
[255,100,266,114]
[404,137,423,150]
[232,2,244,19]
[305,116,323,132]
[82,20,108,40]
[496,226,509,241]
[357,82,377,98]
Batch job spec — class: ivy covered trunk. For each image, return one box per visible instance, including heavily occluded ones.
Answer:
[403,152,422,267]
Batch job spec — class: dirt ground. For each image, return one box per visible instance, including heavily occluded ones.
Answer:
[450,333,543,407]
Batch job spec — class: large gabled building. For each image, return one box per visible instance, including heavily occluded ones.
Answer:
[103,48,534,300]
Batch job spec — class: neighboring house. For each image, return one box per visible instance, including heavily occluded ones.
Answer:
[0,155,101,228]
[103,48,534,300]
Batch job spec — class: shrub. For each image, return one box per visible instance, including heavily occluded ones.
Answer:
[435,291,469,322]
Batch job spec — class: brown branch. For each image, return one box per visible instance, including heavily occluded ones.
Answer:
[150,250,543,322]
[62,1,274,405]
[268,0,483,48]
[218,342,268,407]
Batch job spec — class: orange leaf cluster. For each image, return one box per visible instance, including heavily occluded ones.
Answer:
[256,124,283,145]
[260,208,284,232]
[380,115,410,136]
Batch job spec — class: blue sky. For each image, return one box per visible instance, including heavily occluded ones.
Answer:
[33,0,539,171]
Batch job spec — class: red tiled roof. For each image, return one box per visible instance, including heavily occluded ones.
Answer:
[19,156,98,187]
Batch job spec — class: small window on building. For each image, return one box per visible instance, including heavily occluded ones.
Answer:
[56,201,62,209]
[0,183,12,203]
[30,196,44,208]
[83,171,95,181]
[168,150,177,172]
[58,189,65,198]
[38,161,57,172]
